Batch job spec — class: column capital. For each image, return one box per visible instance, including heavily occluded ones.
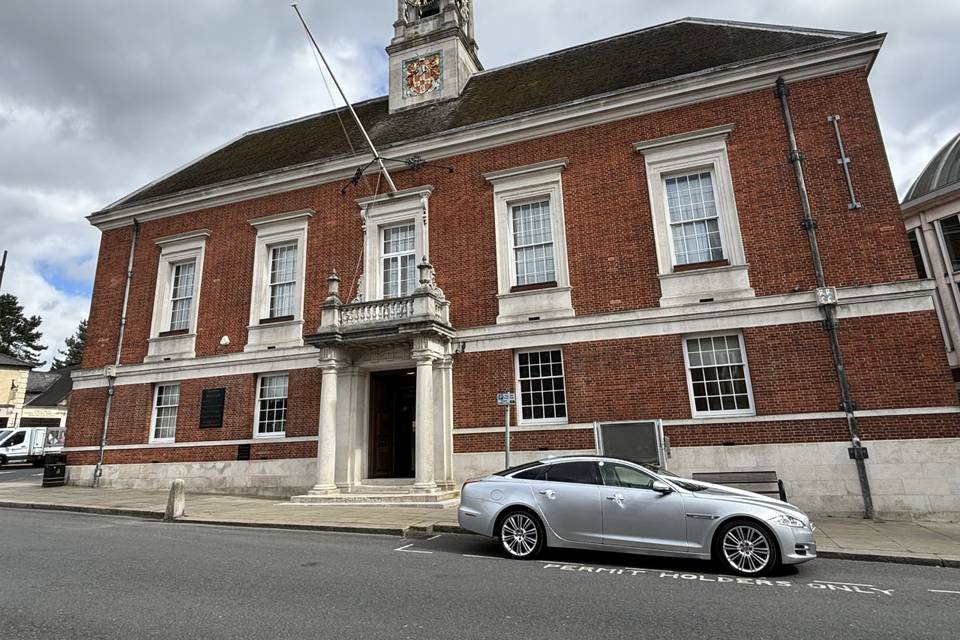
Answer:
[318,346,349,369]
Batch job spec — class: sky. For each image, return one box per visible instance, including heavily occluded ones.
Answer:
[0,0,957,369]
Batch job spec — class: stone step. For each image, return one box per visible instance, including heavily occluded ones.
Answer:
[290,490,460,508]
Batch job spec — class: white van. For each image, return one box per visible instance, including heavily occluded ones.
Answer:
[0,426,65,467]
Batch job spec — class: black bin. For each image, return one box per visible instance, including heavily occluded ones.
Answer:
[42,453,67,488]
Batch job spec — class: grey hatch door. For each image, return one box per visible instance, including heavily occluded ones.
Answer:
[531,461,603,544]
[599,461,688,552]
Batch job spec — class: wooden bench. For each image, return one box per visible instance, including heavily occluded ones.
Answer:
[691,471,787,502]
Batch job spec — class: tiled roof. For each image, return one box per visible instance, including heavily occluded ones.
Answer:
[0,353,33,369]
[109,18,860,210]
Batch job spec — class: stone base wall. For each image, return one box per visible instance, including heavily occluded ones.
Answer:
[66,458,316,498]
[669,438,960,522]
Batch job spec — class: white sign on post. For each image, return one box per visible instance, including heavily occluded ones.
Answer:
[497,392,516,468]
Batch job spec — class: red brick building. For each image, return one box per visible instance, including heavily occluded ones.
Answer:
[67,2,960,519]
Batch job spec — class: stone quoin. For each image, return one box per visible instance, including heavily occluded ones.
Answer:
[66,2,960,519]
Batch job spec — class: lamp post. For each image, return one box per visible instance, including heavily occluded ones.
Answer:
[0,250,7,292]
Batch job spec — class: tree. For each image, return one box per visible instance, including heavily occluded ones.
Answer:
[0,293,46,367]
[52,318,87,370]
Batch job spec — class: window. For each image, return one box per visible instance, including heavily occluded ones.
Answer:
[543,461,600,484]
[147,229,208,361]
[512,465,548,480]
[382,223,417,298]
[907,230,927,279]
[683,334,754,417]
[4,430,26,447]
[246,210,311,351]
[256,374,288,437]
[665,171,724,266]
[635,125,753,306]
[484,159,574,323]
[268,244,297,318]
[151,384,180,442]
[600,462,655,490]
[512,200,556,286]
[939,216,960,272]
[168,261,196,332]
[516,349,567,423]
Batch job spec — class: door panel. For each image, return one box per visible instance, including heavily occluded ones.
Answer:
[601,488,688,551]
[599,462,688,551]
[530,461,604,544]
[533,481,603,544]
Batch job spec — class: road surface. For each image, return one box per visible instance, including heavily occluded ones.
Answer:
[0,509,957,639]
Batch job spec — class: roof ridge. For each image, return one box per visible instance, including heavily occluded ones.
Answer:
[236,17,858,142]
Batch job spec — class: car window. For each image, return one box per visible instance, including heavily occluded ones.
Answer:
[600,462,655,490]
[543,461,600,485]
[4,431,26,447]
[512,465,547,480]
[495,461,542,477]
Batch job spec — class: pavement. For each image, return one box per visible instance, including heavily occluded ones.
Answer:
[3,508,960,640]
[0,468,958,567]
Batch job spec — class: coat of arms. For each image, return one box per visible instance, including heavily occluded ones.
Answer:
[403,52,442,97]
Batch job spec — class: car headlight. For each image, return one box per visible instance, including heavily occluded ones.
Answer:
[770,514,806,528]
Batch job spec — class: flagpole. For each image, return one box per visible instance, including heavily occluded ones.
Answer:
[291,3,398,193]
[0,250,7,292]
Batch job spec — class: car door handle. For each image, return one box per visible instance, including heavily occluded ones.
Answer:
[538,489,556,500]
[605,493,625,507]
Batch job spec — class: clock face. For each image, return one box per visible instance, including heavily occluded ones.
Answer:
[403,52,442,97]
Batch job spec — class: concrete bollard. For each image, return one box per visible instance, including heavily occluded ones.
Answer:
[164,478,186,521]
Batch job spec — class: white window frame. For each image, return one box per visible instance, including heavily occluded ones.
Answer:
[245,210,312,351]
[663,170,726,267]
[267,242,298,319]
[514,347,568,426]
[380,222,418,299]
[358,186,432,302]
[635,126,754,307]
[146,230,209,362]
[484,159,574,324]
[149,383,180,444]
[168,260,198,332]
[510,197,557,287]
[682,331,756,419]
[254,372,289,439]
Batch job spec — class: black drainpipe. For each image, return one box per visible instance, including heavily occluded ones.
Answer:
[774,77,875,520]
[94,218,139,487]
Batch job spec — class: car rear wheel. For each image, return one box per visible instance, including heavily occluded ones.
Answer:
[497,509,545,560]
[715,519,779,576]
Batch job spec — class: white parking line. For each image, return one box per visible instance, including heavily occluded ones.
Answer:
[393,543,432,554]
[426,534,442,541]
[929,589,960,595]
[463,554,500,559]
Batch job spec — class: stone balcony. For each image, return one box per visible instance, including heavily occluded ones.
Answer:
[306,260,453,347]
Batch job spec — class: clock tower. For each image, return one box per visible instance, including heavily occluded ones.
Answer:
[387,0,481,113]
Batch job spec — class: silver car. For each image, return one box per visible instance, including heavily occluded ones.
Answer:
[458,455,816,576]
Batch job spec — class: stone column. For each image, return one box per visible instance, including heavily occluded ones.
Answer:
[414,355,437,492]
[311,359,340,495]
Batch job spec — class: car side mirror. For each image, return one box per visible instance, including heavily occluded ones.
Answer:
[652,481,673,494]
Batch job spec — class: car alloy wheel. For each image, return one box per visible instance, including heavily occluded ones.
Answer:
[499,511,543,559]
[719,522,775,575]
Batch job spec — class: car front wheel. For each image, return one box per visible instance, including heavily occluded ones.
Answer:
[716,519,779,576]
[498,509,545,560]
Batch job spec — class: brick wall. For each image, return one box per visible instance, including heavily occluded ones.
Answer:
[81,69,915,370]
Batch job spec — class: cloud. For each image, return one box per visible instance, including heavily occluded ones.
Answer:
[1,0,957,367]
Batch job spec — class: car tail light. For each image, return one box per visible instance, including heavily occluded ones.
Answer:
[461,478,481,492]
